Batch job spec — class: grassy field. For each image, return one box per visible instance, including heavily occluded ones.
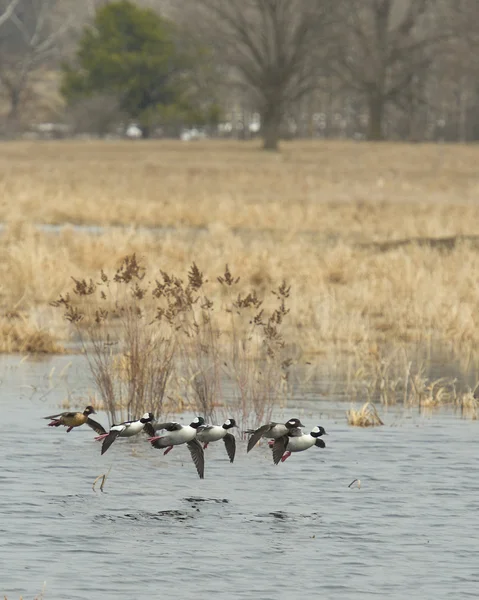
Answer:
[2,138,479,371]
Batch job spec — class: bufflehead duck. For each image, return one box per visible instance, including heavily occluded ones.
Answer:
[148,417,205,479]
[246,418,305,453]
[95,412,155,455]
[272,425,327,464]
[196,418,237,463]
[44,405,105,434]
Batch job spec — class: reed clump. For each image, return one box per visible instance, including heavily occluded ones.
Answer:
[0,315,63,354]
[347,401,384,427]
[52,255,292,427]
[408,373,457,409]
[455,386,479,420]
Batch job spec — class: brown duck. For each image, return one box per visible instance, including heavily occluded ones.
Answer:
[44,405,106,434]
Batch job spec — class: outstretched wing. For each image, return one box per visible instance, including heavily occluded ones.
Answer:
[246,423,272,453]
[315,439,326,449]
[143,422,156,437]
[154,422,182,432]
[43,411,72,420]
[223,433,236,463]
[187,438,205,479]
[101,425,125,455]
[86,418,106,435]
[272,436,289,465]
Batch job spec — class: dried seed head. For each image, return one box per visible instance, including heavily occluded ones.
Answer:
[218,264,240,286]
[71,277,95,296]
[50,293,71,308]
[114,254,145,284]
[188,263,205,291]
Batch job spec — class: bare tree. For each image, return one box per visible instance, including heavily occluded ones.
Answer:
[0,0,20,28]
[0,0,71,127]
[330,0,458,140]
[188,0,335,150]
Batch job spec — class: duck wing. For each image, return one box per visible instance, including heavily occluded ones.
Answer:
[223,433,236,463]
[247,423,274,453]
[101,425,126,455]
[272,436,289,465]
[196,424,213,434]
[143,422,156,437]
[187,438,205,479]
[315,439,326,449]
[154,422,182,432]
[86,418,106,435]
[43,411,74,420]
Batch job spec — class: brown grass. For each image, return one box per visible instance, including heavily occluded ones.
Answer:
[347,401,384,427]
[1,139,479,370]
[2,139,479,234]
[0,314,63,353]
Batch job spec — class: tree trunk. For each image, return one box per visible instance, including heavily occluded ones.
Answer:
[7,89,20,124]
[367,92,385,141]
[140,124,151,139]
[261,105,281,151]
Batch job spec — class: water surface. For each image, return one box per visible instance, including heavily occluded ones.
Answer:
[1,355,478,599]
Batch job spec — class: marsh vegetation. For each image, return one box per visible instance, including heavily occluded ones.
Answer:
[2,139,479,419]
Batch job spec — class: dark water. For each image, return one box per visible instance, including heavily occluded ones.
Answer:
[1,355,479,599]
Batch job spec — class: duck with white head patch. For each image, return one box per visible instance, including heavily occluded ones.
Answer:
[246,418,305,453]
[148,416,205,479]
[196,418,237,463]
[95,412,155,455]
[272,425,327,464]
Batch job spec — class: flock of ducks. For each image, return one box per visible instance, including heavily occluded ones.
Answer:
[44,406,327,479]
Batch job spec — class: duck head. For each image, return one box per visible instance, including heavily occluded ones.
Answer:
[190,416,205,429]
[222,418,237,430]
[286,418,305,429]
[311,425,327,437]
[140,412,155,423]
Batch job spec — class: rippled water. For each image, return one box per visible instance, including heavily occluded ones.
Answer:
[1,355,479,599]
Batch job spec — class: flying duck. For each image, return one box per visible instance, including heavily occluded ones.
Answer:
[196,418,237,463]
[148,417,205,479]
[272,425,327,464]
[94,412,155,455]
[44,405,105,434]
[246,418,305,453]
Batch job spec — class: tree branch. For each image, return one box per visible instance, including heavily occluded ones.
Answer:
[0,0,20,29]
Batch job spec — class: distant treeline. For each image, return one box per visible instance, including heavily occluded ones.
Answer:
[0,0,478,149]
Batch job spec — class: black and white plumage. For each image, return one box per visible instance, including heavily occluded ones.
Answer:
[196,418,237,463]
[246,418,305,453]
[272,425,327,464]
[148,417,205,479]
[95,412,155,455]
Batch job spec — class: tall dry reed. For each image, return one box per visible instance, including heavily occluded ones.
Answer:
[52,256,292,427]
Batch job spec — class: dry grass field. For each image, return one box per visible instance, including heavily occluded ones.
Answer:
[2,139,479,375]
